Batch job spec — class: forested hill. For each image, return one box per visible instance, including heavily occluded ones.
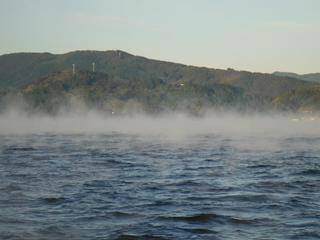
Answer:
[274,72,320,83]
[0,50,319,113]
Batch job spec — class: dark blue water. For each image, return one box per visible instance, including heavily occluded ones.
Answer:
[1,134,320,240]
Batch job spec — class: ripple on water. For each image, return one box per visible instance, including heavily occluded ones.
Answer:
[114,234,170,240]
[40,196,68,205]
[0,134,319,240]
[160,213,273,227]
[295,169,320,176]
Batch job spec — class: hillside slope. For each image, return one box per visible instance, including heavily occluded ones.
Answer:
[0,50,313,97]
[274,71,320,83]
[21,70,267,114]
[273,86,320,112]
[0,50,319,113]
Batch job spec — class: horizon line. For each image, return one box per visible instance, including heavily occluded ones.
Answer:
[0,49,318,76]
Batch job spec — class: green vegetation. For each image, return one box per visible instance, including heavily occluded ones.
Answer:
[273,86,320,112]
[0,50,319,114]
[21,71,257,114]
[274,72,320,83]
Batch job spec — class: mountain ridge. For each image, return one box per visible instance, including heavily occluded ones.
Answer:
[0,50,319,114]
[273,71,320,83]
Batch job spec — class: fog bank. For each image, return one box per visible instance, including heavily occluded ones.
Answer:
[0,107,319,139]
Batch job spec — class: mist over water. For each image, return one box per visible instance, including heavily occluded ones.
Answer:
[1,107,319,138]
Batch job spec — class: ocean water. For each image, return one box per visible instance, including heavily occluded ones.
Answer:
[0,133,320,240]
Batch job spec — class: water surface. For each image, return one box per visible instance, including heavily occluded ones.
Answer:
[1,133,320,239]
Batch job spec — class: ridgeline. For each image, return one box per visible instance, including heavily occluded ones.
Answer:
[0,50,319,114]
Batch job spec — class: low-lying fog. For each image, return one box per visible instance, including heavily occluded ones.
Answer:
[1,107,319,139]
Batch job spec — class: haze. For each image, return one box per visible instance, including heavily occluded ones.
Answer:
[1,106,319,142]
[0,0,319,73]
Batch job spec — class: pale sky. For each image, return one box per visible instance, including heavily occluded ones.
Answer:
[0,0,319,73]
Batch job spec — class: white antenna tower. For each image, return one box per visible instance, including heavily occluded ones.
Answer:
[72,64,75,75]
[92,62,95,73]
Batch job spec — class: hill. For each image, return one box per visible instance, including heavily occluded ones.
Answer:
[0,50,312,96]
[273,86,320,112]
[0,50,319,113]
[20,70,266,114]
[274,72,320,83]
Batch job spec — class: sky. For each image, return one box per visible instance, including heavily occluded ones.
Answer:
[0,0,319,74]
